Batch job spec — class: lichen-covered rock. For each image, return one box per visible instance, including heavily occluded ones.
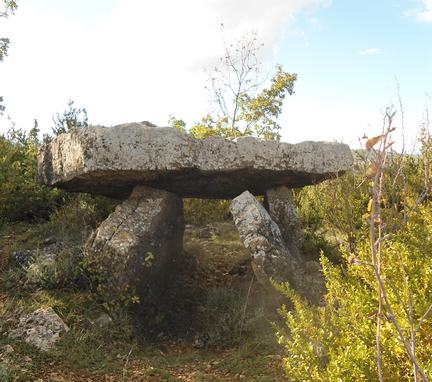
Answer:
[8,307,69,352]
[230,191,324,300]
[86,185,184,303]
[230,190,303,288]
[265,186,302,257]
[93,313,113,328]
[37,122,353,199]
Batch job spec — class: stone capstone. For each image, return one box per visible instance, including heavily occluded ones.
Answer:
[85,185,184,301]
[230,191,324,300]
[8,307,69,352]
[37,122,353,199]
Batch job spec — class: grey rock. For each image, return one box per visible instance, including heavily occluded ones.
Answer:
[86,185,184,302]
[43,237,57,246]
[93,313,113,328]
[230,190,303,288]
[230,191,324,301]
[198,224,220,239]
[192,332,209,349]
[8,307,69,351]
[11,241,63,267]
[265,186,302,257]
[10,250,33,266]
[24,251,59,286]
[37,122,353,199]
[0,345,14,354]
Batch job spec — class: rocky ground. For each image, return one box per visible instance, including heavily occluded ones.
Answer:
[0,221,287,381]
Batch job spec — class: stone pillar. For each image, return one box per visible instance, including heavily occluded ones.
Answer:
[264,186,302,259]
[230,190,304,289]
[86,185,184,305]
[230,191,323,302]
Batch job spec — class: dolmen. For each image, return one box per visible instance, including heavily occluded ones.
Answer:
[37,122,353,303]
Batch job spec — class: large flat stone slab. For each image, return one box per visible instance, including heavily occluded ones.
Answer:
[37,122,353,199]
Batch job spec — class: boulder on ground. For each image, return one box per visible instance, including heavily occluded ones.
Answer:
[37,122,353,199]
[8,307,69,352]
[86,185,184,303]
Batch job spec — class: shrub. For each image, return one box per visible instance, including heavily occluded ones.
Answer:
[45,193,117,245]
[24,249,83,289]
[277,207,432,381]
[202,287,265,346]
[183,198,230,225]
[0,136,62,223]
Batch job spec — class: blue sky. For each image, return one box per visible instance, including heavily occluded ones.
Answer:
[0,0,431,149]
[278,0,431,148]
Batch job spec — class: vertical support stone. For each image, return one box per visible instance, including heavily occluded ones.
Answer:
[230,190,324,302]
[265,186,302,258]
[230,190,304,289]
[86,185,184,305]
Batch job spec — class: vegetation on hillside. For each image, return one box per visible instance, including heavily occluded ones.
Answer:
[2,98,432,380]
[1,7,431,378]
[278,108,432,381]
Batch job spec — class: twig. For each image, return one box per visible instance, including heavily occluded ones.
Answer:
[415,303,432,333]
[374,271,428,381]
[122,347,133,380]
[239,273,255,338]
[408,290,418,382]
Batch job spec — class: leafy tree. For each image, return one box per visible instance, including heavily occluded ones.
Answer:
[28,118,40,143]
[51,99,89,136]
[0,96,5,116]
[172,30,297,141]
[0,1,17,115]
[0,0,16,19]
[0,0,17,61]
[0,99,116,224]
[0,132,62,222]
[171,31,297,223]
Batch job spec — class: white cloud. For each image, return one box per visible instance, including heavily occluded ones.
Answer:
[406,0,432,22]
[358,47,382,56]
[416,0,432,22]
[309,17,318,24]
[0,0,330,134]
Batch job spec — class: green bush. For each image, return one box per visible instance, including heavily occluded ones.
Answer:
[183,198,230,225]
[0,136,62,223]
[45,193,117,244]
[1,192,117,292]
[277,207,432,381]
[24,249,83,289]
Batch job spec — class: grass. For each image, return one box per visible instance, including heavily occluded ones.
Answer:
[0,219,286,381]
